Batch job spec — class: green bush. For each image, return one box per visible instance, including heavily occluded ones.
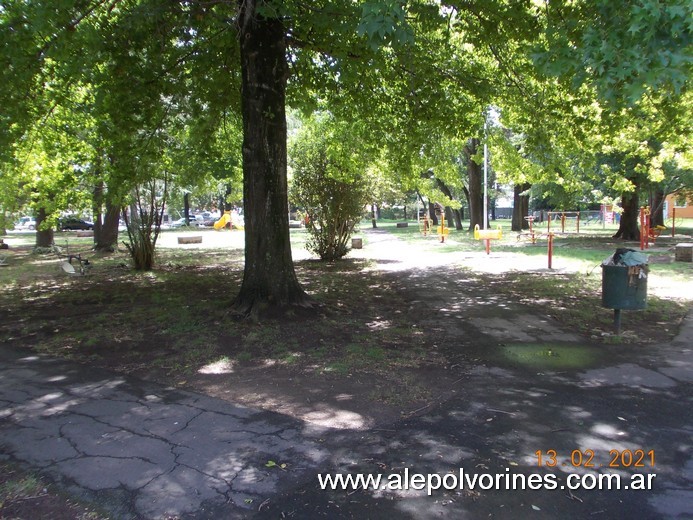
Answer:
[289,115,371,261]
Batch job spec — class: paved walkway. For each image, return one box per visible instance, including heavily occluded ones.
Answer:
[0,348,328,518]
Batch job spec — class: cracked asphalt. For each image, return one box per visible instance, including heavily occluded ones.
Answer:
[0,347,329,518]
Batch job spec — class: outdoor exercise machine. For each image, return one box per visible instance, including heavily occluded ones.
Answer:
[53,242,90,275]
[639,206,666,250]
[516,215,539,244]
[419,204,450,243]
[419,212,431,236]
[546,211,580,234]
[474,224,502,255]
[516,222,557,269]
[437,211,449,243]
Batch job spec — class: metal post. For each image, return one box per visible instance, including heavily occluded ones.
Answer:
[613,309,621,335]
[483,143,488,230]
[640,207,645,251]
[440,212,445,243]
[548,233,554,269]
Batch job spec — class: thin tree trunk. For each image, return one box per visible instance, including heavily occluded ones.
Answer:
[428,201,438,226]
[93,181,104,244]
[233,1,308,316]
[434,178,463,230]
[464,138,483,230]
[443,207,454,229]
[184,192,191,225]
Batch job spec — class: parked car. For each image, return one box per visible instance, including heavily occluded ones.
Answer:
[59,217,94,230]
[15,216,36,230]
[170,217,196,228]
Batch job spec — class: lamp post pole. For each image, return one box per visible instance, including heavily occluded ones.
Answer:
[483,112,488,230]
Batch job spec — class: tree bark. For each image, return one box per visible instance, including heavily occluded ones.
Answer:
[35,207,53,248]
[434,178,463,230]
[464,138,483,230]
[184,192,191,225]
[233,1,308,316]
[95,200,120,251]
[613,189,640,240]
[428,201,438,226]
[511,183,531,231]
[93,181,104,244]
[650,188,665,227]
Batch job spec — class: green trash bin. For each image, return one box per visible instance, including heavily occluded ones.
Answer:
[601,264,648,310]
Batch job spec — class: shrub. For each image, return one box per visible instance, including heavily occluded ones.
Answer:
[289,116,371,261]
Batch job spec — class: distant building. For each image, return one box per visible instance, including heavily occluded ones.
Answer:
[665,193,693,218]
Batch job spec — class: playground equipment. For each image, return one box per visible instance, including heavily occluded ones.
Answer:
[546,211,580,234]
[213,211,245,231]
[53,242,90,276]
[419,213,431,236]
[639,206,667,250]
[213,211,231,230]
[419,205,450,243]
[516,216,539,244]
[474,224,502,255]
[437,212,449,243]
[515,218,556,269]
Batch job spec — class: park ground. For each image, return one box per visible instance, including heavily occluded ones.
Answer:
[0,219,692,518]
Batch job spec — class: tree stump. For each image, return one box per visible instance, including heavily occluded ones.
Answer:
[675,243,692,262]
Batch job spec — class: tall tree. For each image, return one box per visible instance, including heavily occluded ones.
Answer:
[234,1,308,313]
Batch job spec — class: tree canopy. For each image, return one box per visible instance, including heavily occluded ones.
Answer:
[1,0,690,312]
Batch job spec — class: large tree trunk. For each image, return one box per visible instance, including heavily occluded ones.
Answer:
[613,189,640,240]
[95,200,120,251]
[35,207,53,248]
[233,1,308,316]
[511,183,531,231]
[464,138,483,230]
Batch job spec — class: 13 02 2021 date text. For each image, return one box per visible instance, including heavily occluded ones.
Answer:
[535,449,655,468]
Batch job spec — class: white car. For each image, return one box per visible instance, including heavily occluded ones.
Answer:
[15,216,36,230]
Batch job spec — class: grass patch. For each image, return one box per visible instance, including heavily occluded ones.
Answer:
[0,462,109,520]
